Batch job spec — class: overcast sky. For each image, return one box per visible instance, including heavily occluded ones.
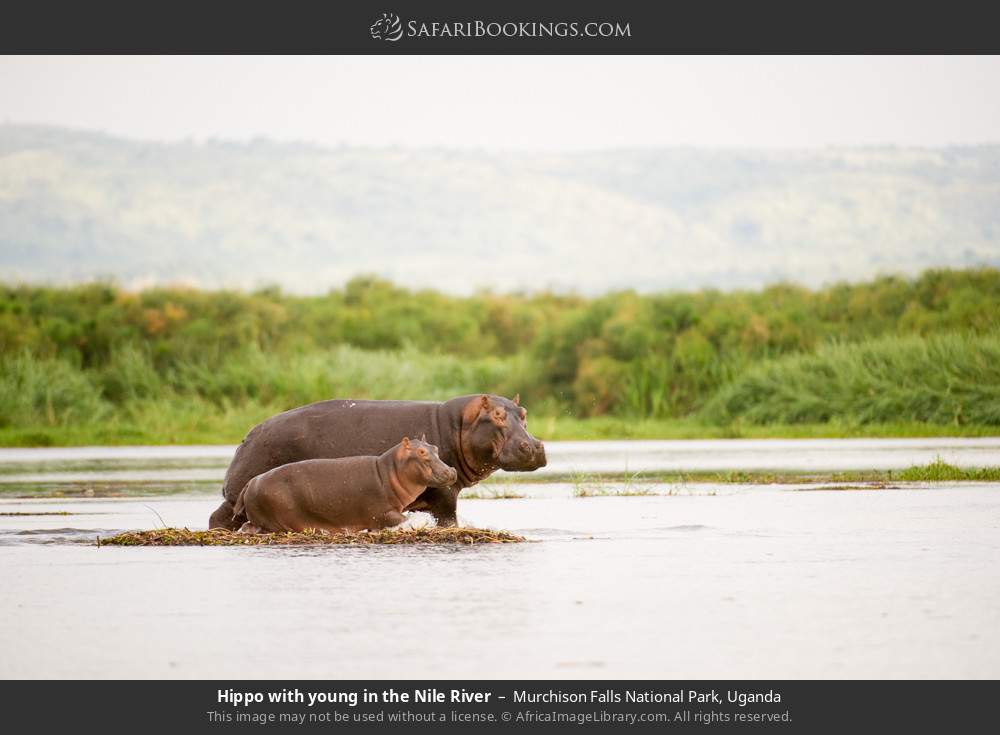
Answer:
[2,55,999,150]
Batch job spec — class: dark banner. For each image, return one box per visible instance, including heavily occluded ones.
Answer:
[2,0,999,53]
[4,680,997,732]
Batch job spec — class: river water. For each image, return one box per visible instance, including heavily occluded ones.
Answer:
[1,439,998,679]
[2,436,1000,481]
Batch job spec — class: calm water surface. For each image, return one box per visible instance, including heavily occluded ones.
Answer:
[1,439,998,679]
[2,437,1000,482]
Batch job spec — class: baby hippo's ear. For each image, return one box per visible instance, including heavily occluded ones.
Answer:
[401,436,411,450]
[420,433,427,442]
[513,393,520,406]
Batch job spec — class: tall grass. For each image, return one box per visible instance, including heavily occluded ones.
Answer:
[897,459,1000,481]
[701,332,1000,426]
[0,345,524,441]
[0,352,112,429]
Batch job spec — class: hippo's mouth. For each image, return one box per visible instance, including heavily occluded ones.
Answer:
[431,467,459,487]
[500,442,547,471]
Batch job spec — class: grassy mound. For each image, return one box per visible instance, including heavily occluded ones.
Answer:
[702,332,1000,426]
[97,526,526,547]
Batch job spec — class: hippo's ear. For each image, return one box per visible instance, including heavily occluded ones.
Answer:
[420,433,427,442]
[463,395,492,426]
[513,393,520,406]
[401,436,411,450]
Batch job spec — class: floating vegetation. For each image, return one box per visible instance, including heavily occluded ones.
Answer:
[97,526,526,547]
[572,486,657,498]
[793,483,897,492]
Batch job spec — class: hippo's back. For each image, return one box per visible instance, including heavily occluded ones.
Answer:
[221,398,444,503]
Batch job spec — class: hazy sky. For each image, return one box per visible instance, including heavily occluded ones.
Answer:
[2,55,999,149]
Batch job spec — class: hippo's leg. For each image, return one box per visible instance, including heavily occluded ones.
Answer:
[408,486,459,527]
[209,499,243,530]
[379,509,407,530]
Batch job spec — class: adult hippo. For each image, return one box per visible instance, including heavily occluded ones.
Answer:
[208,393,546,530]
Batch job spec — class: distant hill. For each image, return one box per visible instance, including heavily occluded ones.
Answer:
[1,124,999,294]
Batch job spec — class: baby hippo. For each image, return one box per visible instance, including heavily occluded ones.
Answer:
[232,436,458,534]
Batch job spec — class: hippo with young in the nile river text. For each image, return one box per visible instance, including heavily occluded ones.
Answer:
[208,394,546,530]
[233,436,457,534]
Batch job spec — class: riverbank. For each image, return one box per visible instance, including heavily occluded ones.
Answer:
[2,417,997,448]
